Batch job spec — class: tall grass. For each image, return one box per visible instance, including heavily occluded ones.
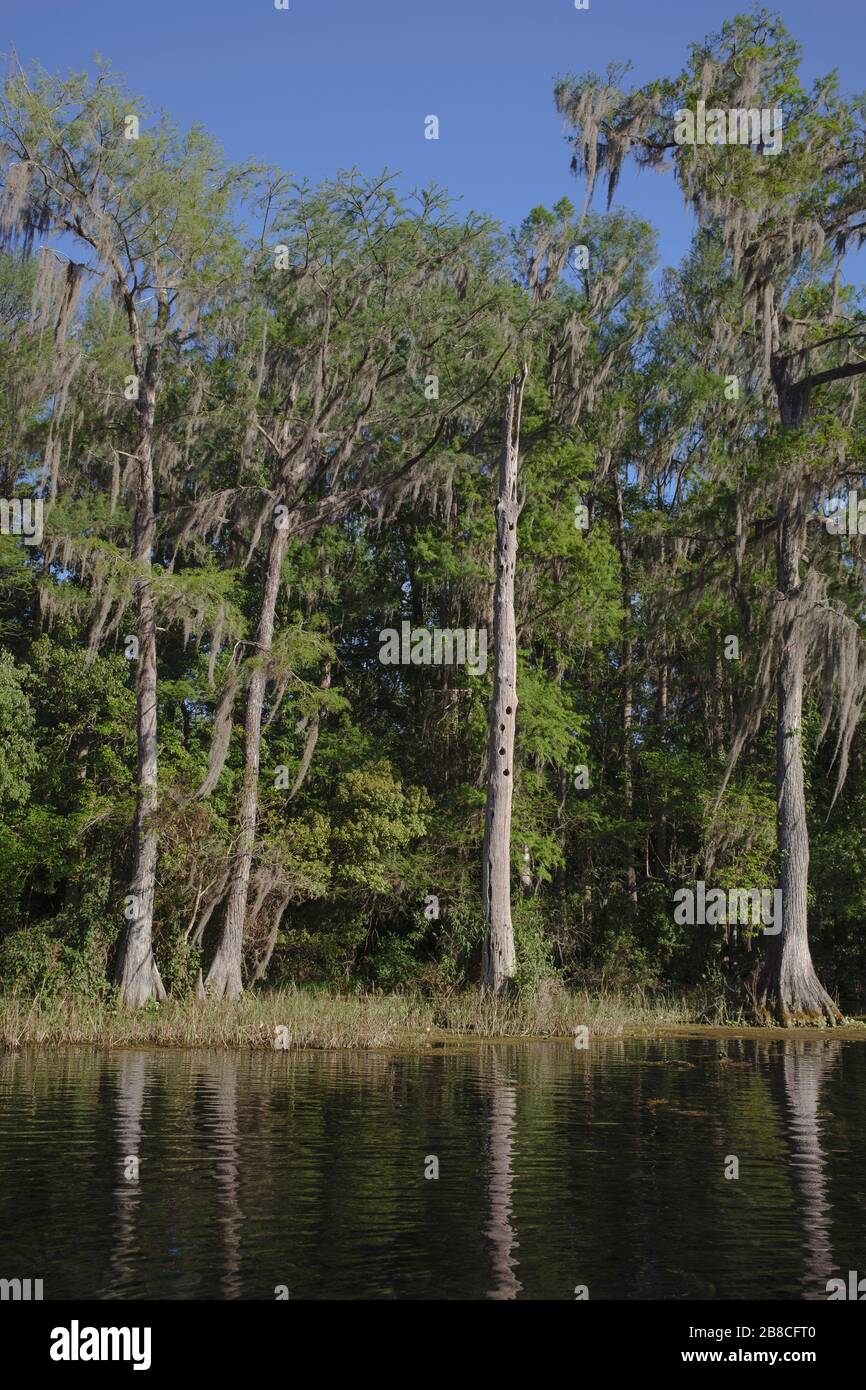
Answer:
[428,984,698,1037]
[0,984,703,1050]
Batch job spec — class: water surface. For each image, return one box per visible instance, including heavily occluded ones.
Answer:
[1,1036,864,1299]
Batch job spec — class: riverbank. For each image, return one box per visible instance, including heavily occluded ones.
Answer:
[2,986,865,1050]
[0,985,703,1049]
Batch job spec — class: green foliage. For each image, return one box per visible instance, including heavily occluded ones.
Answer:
[0,650,36,809]
[2,25,866,1021]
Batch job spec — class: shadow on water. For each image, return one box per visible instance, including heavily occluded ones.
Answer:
[775,1040,840,1297]
[0,1036,862,1299]
[482,1051,521,1300]
[111,1050,145,1295]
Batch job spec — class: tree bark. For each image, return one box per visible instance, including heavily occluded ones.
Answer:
[482,368,526,992]
[612,468,638,905]
[755,486,841,1024]
[205,518,289,998]
[655,649,669,875]
[289,659,331,798]
[113,316,167,1008]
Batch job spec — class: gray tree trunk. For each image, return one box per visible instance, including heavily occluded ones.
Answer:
[756,488,841,1024]
[482,368,527,992]
[655,650,669,874]
[206,518,289,998]
[113,328,167,1008]
[612,468,638,905]
[289,658,331,798]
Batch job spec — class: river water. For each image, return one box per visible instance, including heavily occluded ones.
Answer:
[1,1035,863,1300]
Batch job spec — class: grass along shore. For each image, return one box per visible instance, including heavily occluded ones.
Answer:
[0,985,709,1050]
[3,987,863,1050]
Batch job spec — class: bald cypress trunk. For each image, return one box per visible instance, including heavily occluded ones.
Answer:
[655,646,669,875]
[113,322,167,1008]
[612,468,638,905]
[755,475,841,1024]
[206,518,289,998]
[482,368,526,993]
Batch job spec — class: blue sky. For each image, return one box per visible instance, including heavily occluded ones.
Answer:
[3,0,866,274]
